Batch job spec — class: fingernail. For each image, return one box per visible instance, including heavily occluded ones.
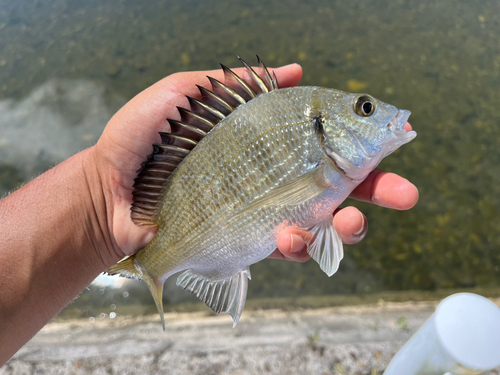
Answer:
[289,234,305,253]
[353,213,366,236]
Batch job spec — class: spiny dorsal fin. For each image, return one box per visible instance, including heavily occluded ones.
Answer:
[257,55,279,91]
[131,56,279,226]
[237,55,269,94]
[207,76,246,107]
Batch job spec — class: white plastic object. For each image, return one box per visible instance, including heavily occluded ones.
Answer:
[384,293,500,375]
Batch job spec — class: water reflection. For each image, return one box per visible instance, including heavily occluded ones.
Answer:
[0,79,124,196]
[0,0,499,313]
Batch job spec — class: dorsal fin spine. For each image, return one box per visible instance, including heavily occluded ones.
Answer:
[221,63,256,100]
[197,84,234,114]
[147,160,180,167]
[135,191,162,196]
[135,197,160,203]
[187,96,225,120]
[237,55,269,94]
[256,55,275,91]
[159,133,198,149]
[177,107,215,131]
[160,132,198,144]
[207,76,246,106]
[272,71,279,90]
[167,119,207,140]
[156,145,190,155]
[138,176,170,182]
[135,200,156,211]
[144,168,172,174]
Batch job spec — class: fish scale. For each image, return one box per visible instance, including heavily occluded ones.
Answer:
[107,56,416,329]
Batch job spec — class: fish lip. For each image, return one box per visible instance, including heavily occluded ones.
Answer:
[388,109,416,140]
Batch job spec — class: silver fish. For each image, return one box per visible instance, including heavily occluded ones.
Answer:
[107,56,416,328]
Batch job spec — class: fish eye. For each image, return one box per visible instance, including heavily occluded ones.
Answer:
[354,95,376,117]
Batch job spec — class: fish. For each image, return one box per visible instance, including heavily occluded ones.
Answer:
[107,56,417,329]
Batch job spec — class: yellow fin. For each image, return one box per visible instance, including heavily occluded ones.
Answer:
[143,275,166,331]
[106,255,142,281]
[232,164,330,220]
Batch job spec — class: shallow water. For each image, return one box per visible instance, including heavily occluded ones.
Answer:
[0,0,500,310]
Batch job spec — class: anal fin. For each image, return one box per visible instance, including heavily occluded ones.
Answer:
[304,218,344,277]
[176,268,251,327]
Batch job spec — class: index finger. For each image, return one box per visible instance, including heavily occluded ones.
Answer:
[164,63,303,105]
[129,63,303,123]
[349,169,418,210]
[106,63,303,152]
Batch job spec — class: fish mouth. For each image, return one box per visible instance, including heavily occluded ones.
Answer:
[387,109,417,140]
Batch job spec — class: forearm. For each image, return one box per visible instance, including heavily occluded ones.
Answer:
[0,147,118,364]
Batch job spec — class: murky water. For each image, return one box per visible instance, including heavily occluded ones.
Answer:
[1,0,500,315]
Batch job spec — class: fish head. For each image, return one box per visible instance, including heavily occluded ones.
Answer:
[314,89,417,181]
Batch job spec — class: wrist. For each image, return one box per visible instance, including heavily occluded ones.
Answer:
[80,146,124,267]
[0,147,121,363]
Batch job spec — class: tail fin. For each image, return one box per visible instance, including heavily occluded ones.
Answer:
[106,256,166,330]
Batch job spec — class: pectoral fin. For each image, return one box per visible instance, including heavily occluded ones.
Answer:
[233,164,330,220]
[304,218,344,277]
[176,268,251,327]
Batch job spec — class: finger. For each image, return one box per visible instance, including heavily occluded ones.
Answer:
[153,63,303,117]
[350,169,419,210]
[167,62,303,98]
[273,206,368,261]
[332,206,368,245]
[273,228,311,262]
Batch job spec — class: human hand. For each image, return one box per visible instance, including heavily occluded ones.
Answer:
[92,63,304,263]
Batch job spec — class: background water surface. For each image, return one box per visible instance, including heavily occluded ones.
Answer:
[0,0,500,317]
